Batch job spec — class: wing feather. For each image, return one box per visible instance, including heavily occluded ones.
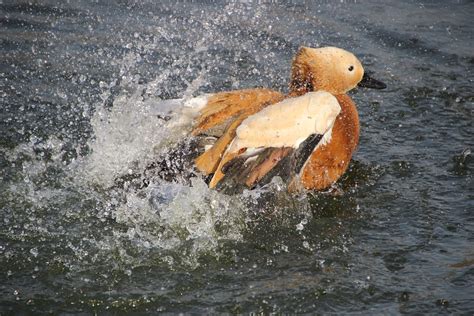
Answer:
[191,88,284,136]
[230,91,340,150]
[192,88,284,175]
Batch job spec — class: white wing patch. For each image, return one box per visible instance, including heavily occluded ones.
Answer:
[227,91,340,153]
[319,126,333,146]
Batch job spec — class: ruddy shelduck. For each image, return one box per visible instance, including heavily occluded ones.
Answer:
[185,46,386,191]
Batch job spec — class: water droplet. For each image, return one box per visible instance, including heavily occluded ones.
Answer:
[29,247,38,258]
[436,299,449,307]
[400,291,410,301]
[296,222,304,231]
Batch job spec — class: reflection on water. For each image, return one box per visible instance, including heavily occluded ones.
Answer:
[1,0,473,314]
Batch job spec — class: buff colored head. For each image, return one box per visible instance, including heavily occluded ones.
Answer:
[290,46,383,95]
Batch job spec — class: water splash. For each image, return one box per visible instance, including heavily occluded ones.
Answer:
[81,91,188,187]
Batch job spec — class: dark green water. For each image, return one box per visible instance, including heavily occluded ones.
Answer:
[1,0,473,314]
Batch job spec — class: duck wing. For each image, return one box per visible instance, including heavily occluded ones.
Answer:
[192,88,284,175]
[191,88,284,136]
[208,91,341,189]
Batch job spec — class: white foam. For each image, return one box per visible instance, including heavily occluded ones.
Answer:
[109,178,246,267]
[78,90,195,187]
[167,94,211,130]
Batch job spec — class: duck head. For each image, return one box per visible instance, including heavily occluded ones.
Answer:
[289,46,386,95]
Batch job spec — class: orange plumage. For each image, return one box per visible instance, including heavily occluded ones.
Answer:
[188,46,385,191]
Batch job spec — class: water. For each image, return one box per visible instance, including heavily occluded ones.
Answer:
[1,0,473,313]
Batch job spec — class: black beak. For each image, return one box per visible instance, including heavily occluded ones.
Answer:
[358,71,387,89]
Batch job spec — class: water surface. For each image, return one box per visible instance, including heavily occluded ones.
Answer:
[1,0,473,314]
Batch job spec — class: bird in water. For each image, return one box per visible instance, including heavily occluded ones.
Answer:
[181,46,386,193]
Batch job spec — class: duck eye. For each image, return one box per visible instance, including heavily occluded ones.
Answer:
[348,65,354,72]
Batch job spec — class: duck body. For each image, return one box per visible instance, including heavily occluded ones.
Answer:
[188,90,359,192]
[300,94,359,190]
[182,46,385,192]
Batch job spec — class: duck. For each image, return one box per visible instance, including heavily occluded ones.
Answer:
[183,46,386,191]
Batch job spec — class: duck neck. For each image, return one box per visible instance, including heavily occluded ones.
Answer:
[288,86,312,97]
[288,59,316,97]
